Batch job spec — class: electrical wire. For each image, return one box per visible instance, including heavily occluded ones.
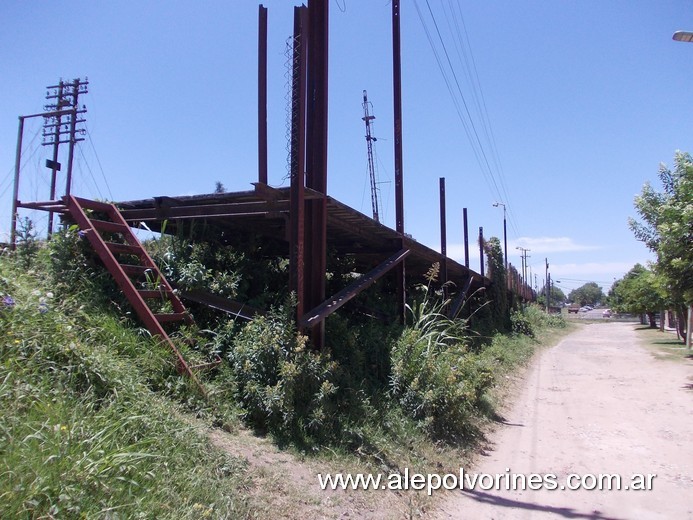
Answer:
[414,0,522,238]
[445,0,521,238]
[83,124,114,200]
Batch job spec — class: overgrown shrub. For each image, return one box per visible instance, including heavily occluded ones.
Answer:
[14,217,40,268]
[45,225,126,311]
[0,256,249,519]
[512,304,566,338]
[226,305,340,445]
[146,232,288,312]
[389,285,493,441]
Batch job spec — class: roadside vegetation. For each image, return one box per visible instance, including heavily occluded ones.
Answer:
[0,245,250,519]
[634,325,693,364]
[1,226,570,518]
[617,150,692,341]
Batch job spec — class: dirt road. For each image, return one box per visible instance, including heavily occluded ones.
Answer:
[434,322,693,520]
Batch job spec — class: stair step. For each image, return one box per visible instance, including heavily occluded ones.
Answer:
[91,219,129,234]
[73,197,115,213]
[64,195,202,392]
[138,289,172,299]
[121,264,155,277]
[106,242,143,256]
[154,312,188,323]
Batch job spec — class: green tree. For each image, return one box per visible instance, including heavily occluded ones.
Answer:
[483,237,510,331]
[610,264,667,328]
[629,151,692,338]
[568,282,604,306]
[537,285,566,307]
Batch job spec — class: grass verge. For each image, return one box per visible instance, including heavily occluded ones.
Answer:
[633,325,692,363]
[0,257,251,519]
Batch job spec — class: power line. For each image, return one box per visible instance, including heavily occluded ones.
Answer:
[83,124,114,200]
[413,1,492,198]
[414,0,522,238]
[447,0,520,238]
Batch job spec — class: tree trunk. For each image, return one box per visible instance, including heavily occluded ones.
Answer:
[647,312,657,328]
[676,307,688,344]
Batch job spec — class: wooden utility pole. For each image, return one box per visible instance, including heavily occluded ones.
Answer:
[42,78,88,236]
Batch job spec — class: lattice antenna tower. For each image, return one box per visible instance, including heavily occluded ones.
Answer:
[361,90,382,222]
[362,90,382,223]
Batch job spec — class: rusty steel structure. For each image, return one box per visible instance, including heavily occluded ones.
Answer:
[9,2,536,357]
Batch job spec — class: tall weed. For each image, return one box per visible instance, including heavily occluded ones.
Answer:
[390,285,493,442]
[226,304,340,446]
[0,256,250,519]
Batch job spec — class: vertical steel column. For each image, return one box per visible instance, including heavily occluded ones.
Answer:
[392,0,406,323]
[258,4,268,185]
[392,0,404,235]
[289,6,308,322]
[304,0,328,349]
[545,258,549,312]
[463,208,469,268]
[10,116,25,251]
[503,212,508,271]
[479,226,485,278]
[439,178,447,297]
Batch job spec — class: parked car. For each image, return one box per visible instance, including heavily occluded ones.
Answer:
[602,309,612,318]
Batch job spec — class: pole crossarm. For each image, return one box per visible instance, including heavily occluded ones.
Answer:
[300,248,410,328]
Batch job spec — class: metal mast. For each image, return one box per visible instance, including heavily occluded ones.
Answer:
[362,90,381,222]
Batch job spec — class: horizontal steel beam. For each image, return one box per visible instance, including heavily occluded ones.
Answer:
[180,289,262,320]
[120,200,290,220]
[17,200,66,212]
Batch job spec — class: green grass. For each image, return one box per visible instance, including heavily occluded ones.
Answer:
[634,325,691,363]
[0,241,576,518]
[0,256,251,519]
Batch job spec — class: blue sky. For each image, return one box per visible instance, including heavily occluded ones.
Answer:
[1,1,692,296]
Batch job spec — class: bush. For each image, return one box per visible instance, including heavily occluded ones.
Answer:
[512,305,566,338]
[226,305,340,445]
[14,217,40,268]
[511,308,535,337]
[0,256,249,519]
[389,286,493,442]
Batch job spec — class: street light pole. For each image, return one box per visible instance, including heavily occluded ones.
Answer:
[493,202,508,270]
[673,31,693,42]
[672,29,692,349]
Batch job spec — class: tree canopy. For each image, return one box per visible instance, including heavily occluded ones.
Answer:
[629,151,693,306]
[568,282,604,306]
[609,264,666,327]
[537,285,565,307]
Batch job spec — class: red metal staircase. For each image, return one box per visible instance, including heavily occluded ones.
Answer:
[64,195,205,392]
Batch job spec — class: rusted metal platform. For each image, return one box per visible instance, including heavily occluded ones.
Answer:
[117,183,487,294]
